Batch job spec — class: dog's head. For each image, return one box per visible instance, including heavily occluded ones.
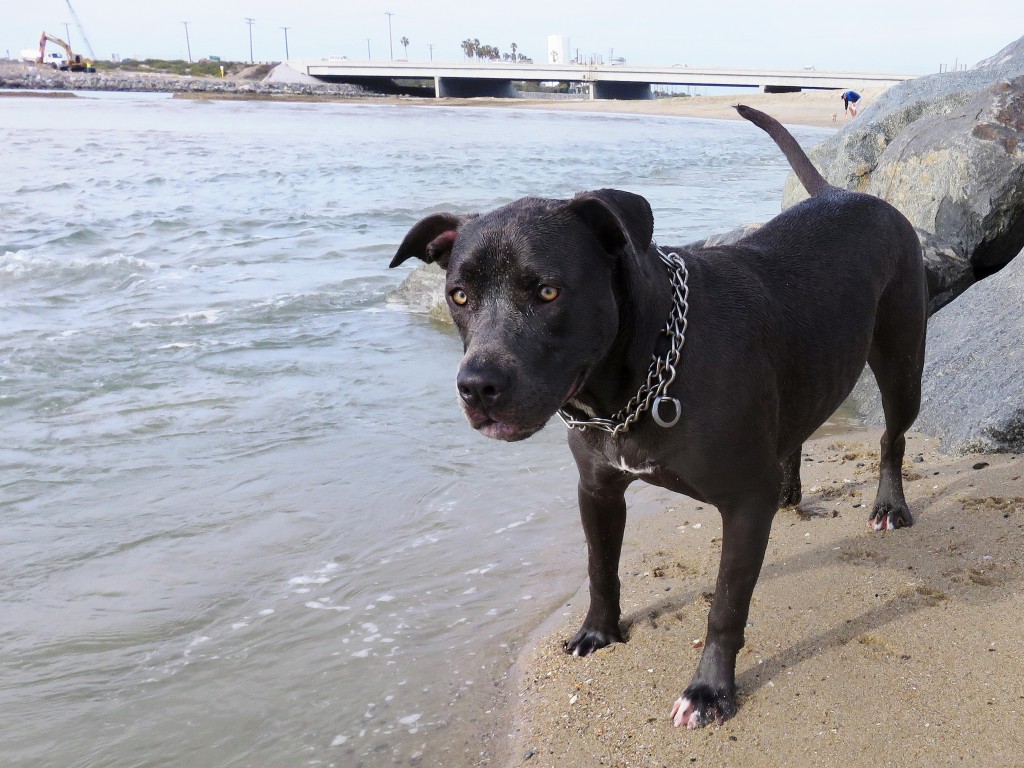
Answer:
[391,189,654,441]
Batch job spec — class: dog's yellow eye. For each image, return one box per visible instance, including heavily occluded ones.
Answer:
[539,286,560,302]
[450,288,468,306]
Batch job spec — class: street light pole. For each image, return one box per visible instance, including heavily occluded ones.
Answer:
[365,38,371,60]
[427,43,433,62]
[181,21,192,63]
[244,17,255,64]
[280,26,290,60]
[384,12,394,61]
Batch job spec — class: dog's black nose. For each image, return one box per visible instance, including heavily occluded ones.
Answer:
[457,365,510,412]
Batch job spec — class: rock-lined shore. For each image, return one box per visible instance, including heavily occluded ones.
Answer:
[0,61,369,98]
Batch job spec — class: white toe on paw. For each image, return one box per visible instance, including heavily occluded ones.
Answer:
[671,696,696,728]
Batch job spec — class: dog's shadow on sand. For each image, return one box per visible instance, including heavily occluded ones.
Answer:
[617,472,1020,700]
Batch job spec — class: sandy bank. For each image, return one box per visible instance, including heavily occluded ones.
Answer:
[506,430,1023,766]
[273,87,883,128]
[415,87,889,128]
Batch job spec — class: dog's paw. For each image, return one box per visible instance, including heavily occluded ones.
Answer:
[670,684,736,729]
[564,627,621,657]
[868,502,913,531]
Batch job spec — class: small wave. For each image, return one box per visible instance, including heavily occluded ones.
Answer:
[1,250,156,283]
[131,310,221,329]
[14,181,74,194]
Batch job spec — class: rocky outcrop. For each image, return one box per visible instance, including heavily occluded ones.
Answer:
[783,35,1024,205]
[917,229,974,314]
[865,77,1024,281]
[781,37,1024,302]
[385,262,451,324]
[853,246,1024,454]
[0,63,369,98]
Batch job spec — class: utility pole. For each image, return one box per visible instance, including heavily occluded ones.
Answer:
[280,26,290,60]
[181,21,192,63]
[245,17,255,63]
[385,11,394,61]
[63,22,71,47]
[427,43,433,62]
[365,38,371,60]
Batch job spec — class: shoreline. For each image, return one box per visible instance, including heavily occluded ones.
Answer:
[1,69,887,127]
[503,429,1023,766]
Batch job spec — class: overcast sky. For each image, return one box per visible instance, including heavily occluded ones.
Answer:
[5,0,1019,74]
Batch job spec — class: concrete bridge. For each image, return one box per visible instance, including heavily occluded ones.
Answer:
[285,59,917,99]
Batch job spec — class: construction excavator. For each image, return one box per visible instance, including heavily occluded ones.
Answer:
[37,31,96,73]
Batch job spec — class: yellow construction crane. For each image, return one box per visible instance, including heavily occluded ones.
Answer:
[38,31,96,72]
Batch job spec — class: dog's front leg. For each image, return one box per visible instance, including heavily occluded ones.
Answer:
[564,482,628,656]
[672,497,775,728]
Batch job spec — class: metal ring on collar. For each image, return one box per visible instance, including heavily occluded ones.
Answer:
[651,396,682,428]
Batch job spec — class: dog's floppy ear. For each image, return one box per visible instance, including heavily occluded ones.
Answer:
[567,189,654,260]
[390,213,476,270]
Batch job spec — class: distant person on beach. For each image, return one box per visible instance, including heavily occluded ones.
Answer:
[840,90,862,118]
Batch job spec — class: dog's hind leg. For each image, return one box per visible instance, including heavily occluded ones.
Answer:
[866,304,926,531]
[778,448,802,508]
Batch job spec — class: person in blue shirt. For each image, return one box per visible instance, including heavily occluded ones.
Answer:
[840,90,862,118]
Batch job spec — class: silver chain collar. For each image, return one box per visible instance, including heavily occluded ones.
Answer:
[557,243,690,437]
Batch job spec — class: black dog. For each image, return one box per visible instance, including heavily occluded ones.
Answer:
[390,105,927,728]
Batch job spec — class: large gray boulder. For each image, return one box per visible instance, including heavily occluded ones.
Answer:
[782,36,1024,291]
[778,38,1019,309]
[917,229,974,314]
[853,247,1024,454]
[784,35,1024,205]
[385,262,451,324]
[864,77,1024,278]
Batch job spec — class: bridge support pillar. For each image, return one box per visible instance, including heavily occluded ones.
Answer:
[589,81,653,100]
[435,77,518,98]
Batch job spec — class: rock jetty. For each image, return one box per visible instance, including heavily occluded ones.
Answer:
[0,61,369,99]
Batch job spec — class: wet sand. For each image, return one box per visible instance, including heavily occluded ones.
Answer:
[504,430,1024,766]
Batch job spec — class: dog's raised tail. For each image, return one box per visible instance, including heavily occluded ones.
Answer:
[735,104,830,196]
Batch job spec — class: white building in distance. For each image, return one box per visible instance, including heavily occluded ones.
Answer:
[547,35,570,64]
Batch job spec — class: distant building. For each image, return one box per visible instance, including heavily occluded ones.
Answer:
[547,35,570,65]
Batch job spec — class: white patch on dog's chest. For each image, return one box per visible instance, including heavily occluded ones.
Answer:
[565,398,598,418]
[614,456,655,476]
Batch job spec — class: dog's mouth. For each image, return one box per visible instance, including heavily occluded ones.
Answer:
[475,418,543,442]
[463,370,588,443]
[562,369,588,405]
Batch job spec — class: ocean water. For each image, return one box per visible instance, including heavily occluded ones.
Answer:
[0,92,832,767]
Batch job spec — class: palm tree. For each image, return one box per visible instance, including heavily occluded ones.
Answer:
[400,36,409,58]
[510,42,518,59]
[461,38,475,60]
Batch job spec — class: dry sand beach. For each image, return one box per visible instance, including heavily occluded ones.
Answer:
[170,85,887,128]
[503,430,1024,766]
[381,87,890,128]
